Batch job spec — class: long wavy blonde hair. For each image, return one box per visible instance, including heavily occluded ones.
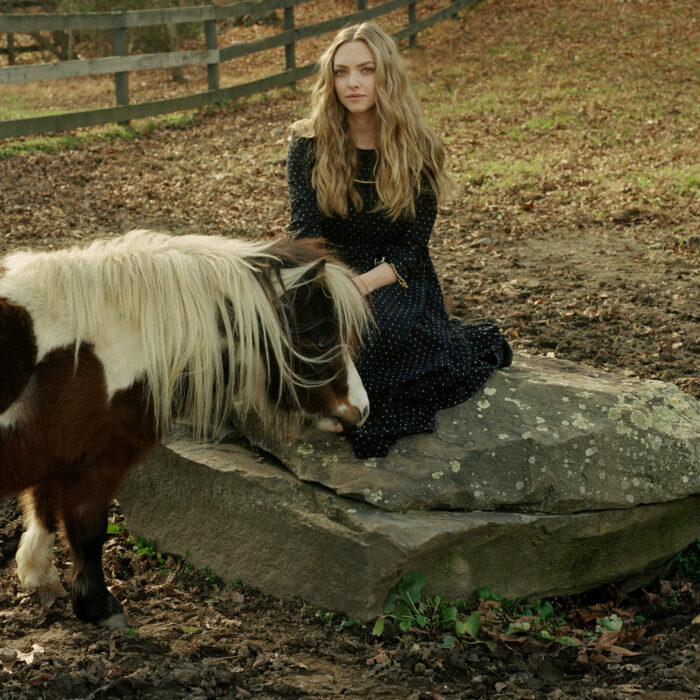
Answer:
[292,22,452,221]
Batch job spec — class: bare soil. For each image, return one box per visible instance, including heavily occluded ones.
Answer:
[1,0,699,697]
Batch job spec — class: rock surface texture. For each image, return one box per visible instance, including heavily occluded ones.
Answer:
[119,355,700,619]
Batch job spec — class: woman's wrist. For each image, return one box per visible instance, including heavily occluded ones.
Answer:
[352,275,371,296]
[353,262,400,296]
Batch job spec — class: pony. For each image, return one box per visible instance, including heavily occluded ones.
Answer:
[0,230,371,629]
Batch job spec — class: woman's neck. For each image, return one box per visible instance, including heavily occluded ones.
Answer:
[346,109,378,150]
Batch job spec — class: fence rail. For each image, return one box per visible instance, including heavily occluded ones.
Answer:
[0,0,475,139]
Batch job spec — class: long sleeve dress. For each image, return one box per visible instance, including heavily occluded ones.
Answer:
[287,136,512,458]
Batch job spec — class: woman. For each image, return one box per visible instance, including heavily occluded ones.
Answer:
[287,22,512,458]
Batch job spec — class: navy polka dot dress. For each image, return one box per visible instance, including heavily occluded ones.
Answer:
[287,136,512,458]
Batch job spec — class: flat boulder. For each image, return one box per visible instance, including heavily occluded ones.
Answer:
[250,355,700,514]
[119,354,700,619]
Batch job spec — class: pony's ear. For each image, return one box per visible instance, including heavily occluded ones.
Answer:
[300,259,327,284]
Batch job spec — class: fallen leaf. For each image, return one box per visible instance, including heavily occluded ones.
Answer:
[27,672,53,686]
[607,645,642,657]
[17,644,44,667]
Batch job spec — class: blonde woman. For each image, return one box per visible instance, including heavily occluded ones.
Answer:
[287,22,511,458]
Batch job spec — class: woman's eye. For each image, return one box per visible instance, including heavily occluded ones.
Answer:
[362,67,375,73]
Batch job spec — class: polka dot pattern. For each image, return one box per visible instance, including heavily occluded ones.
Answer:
[287,136,512,458]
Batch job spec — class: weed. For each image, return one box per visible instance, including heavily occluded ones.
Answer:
[373,572,496,651]
[595,614,623,633]
[180,549,193,571]
[180,625,200,636]
[334,619,362,633]
[132,537,157,559]
[198,566,222,585]
[315,610,335,626]
[226,578,243,589]
[665,539,700,581]
[660,589,683,609]
[478,587,580,647]
[106,522,127,535]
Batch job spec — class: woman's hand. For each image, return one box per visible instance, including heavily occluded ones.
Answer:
[352,262,399,296]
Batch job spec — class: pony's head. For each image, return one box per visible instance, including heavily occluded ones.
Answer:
[253,239,371,436]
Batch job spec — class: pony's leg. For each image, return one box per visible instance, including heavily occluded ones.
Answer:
[16,487,67,596]
[59,477,128,630]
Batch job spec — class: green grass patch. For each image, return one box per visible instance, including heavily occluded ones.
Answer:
[458,154,547,190]
[522,113,574,131]
[0,93,63,121]
[0,110,198,160]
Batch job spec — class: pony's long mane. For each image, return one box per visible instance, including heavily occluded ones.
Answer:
[0,230,369,440]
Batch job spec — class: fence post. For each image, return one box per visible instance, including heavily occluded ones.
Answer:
[7,32,14,65]
[112,7,130,123]
[284,0,295,84]
[408,2,417,48]
[205,5,219,91]
[357,0,367,10]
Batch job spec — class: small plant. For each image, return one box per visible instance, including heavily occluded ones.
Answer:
[130,536,166,565]
[226,578,243,589]
[595,614,623,634]
[660,589,683,609]
[334,618,362,633]
[315,610,336,626]
[198,566,222,585]
[180,549,193,571]
[373,572,496,650]
[665,539,700,582]
[106,522,127,535]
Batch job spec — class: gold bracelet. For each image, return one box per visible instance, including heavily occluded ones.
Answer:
[354,178,375,184]
[375,257,408,288]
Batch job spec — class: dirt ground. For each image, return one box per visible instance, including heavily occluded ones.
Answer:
[1,0,699,697]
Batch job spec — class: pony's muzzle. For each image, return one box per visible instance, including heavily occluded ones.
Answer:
[317,404,369,434]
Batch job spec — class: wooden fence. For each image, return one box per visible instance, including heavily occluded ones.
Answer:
[0,0,476,139]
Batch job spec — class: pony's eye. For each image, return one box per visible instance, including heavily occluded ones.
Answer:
[317,338,330,350]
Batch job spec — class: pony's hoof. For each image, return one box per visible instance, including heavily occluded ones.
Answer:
[72,588,126,627]
[36,582,68,609]
[101,612,131,631]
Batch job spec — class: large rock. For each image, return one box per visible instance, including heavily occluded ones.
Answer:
[249,355,700,514]
[119,355,700,619]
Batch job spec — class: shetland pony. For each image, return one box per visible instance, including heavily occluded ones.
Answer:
[0,230,370,629]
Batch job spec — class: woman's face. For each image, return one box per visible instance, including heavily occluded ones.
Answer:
[333,40,377,116]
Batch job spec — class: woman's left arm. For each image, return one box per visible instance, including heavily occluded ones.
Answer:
[353,188,437,294]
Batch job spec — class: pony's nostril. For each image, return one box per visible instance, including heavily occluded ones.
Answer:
[361,405,370,422]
